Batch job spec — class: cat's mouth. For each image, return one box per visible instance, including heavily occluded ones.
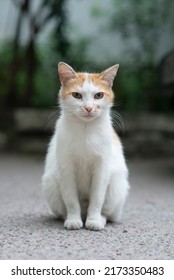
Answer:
[84,113,93,118]
[80,112,97,121]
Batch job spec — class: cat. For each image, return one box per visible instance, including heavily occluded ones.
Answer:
[42,62,130,231]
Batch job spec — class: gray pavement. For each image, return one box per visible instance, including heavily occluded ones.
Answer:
[0,153,174,260]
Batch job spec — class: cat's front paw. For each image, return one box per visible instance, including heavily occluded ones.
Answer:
[85,216,106,231]
[64,218,83,230]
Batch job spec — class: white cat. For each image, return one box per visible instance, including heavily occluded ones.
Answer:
[42,62,130,231]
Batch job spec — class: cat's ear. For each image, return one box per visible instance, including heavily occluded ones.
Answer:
[58,62,77,86]
[100,64,119,87]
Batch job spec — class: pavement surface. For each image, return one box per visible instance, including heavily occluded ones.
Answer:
[0,153,174,260]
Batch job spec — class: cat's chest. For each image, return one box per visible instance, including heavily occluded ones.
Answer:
[69,131,103,161]
[75,157,93,193]
[63,125,102,156]
[57,117,112,160]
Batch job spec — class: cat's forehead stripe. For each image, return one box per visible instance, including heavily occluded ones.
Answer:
[78,73,100,93]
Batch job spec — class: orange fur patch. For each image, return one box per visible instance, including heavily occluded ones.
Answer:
[60,72,114,103]
[89,73,114,103]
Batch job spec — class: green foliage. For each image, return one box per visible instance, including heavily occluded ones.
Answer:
[90,5,106,17]
[109,0,174,112]
[32,66,57,108]
[0,42,55,108]
[116,69,143,112]
[0,42,14,102]
[111,0,174,65]
[0,0,72,108]
[30,45,57,108]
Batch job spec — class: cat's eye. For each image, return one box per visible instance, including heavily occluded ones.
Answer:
[94,92,104,99]
[72,92,82,99]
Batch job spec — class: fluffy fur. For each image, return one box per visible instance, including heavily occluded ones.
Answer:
[42,62,130,231]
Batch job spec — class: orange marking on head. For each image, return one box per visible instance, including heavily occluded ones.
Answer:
[60,73,85,99]
[88,73,115,103]
[60,71,115,103]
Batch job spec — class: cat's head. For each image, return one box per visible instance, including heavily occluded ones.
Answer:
[58,62,119,122]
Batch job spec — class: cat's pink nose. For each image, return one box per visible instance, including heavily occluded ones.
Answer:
[84,106,93,113]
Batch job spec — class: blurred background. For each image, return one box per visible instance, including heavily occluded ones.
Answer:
[0,0,174,157]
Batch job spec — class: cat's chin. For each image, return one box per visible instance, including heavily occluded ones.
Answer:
[78,114,99,122]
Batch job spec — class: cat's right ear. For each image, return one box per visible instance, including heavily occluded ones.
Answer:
[58,62,76,86]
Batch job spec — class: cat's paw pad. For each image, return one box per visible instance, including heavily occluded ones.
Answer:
[64,219,83,230]
[85,218,106,231]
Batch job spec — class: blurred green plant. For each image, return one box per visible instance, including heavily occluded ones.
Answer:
[0,0,70,109]
[111,0,174,66]
[110,0,174,112]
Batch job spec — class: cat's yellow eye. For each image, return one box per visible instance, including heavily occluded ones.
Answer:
[72,92,82,99]
[94,92,104,99]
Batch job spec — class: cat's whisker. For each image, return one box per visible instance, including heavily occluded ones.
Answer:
[111,110,124,134]
[46,107,60,128]
[112,101,121,108]
[112,113,124,130]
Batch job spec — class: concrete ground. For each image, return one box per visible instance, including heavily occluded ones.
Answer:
[0,153,174,260]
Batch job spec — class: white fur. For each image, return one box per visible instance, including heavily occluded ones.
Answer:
[42,74,130,231]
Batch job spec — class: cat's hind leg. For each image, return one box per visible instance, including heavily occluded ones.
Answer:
[42,174,66,220]
[103,173,130,223]
[108,200,125,223]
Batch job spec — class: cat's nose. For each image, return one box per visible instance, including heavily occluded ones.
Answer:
[84,106,93,113]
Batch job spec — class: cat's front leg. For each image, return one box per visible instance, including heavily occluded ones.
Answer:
[85,160,109,231]
[59,163,83,230]
[85,214,106,231]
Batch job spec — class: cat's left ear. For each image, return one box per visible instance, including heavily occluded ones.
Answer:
[58,62,77,86]
[100,64,119,87]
